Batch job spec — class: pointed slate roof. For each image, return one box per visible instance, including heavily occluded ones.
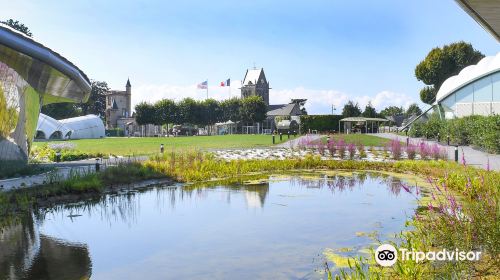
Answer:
[126,78,131,87]
[243,68,265,86]
[112,99,119,109]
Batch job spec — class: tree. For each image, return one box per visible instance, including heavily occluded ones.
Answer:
[80,80,108,117]
[419,86,436,105]
[405,103,422,117]
[41,103,81,119]
[380,106,403,118]
[415,41,484,104]
[154,99,177,125]
[362,101,378,118]
[177,98,199,124]
[239,96,267,124]
[220,98,241,122]
[2,19,32,37]
[135,102,156,125]
[341,100,361,117]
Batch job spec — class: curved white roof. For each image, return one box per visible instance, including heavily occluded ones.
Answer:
[59,114,105,139]
[436,52,500,103]
[36,114,71,139]
[36,114,105,139]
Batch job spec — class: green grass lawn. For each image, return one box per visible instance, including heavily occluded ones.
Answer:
[321,134,393,147]
[34,134,291,156]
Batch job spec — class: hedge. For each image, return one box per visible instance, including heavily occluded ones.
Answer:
[299,115,343,134]
[106,128,125,137]
[409,114,500,154]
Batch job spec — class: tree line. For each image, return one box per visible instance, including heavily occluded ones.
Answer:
[135,96,267,126]
[341,100,422,119]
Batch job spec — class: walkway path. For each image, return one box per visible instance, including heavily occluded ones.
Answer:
[0,156,149,192]
[375,133,500,171]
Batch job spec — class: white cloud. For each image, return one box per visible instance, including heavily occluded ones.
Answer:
[132,84,417,115]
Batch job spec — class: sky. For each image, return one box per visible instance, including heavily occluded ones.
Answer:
[2,0,498,114]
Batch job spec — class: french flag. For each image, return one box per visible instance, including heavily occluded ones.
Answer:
[220,78,230,87]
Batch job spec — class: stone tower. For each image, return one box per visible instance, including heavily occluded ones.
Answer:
[126,78,132,117]
[241,68,270,106]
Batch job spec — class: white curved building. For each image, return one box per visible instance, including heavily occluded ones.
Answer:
[35,114,72,140]
[60,114,105,139]
[435,52,500,119]
[36,114,105,140]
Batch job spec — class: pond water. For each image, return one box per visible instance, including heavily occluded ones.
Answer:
[0,172,423,279]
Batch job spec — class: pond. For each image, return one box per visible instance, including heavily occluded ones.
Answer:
[0,172,424,279]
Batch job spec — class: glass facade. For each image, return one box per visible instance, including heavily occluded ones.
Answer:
[438,70,500,118]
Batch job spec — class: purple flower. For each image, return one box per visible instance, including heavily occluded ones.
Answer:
[400,183,411,194]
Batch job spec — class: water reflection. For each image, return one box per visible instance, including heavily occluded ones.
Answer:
[0,172,420,280]
[0,214,91,279]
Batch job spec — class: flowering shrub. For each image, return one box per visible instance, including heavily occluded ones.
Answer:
[430,143,447,160]
[337,139,346,159]
[347,143,356,159]
[48,142,76,150]
[317,142,326,156]
[327,139,336,157]
[418,141,431,160]
[406,143,417,160]
[388,138,402,160]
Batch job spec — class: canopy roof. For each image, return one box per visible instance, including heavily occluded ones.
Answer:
[339,117,388,122]
[0,23,91,103]
[455,0,500,42]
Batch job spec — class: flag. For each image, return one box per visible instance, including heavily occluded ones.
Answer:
[197,80,208,89]
[220,78,230,87]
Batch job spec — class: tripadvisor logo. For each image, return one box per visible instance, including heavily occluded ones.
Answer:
[374,244,482,267]
[375,244,397,267]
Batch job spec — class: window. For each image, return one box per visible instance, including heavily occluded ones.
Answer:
[107,96,110,105]
[492,72,500,101]
[455,84,473,103]
[473,75,492,102]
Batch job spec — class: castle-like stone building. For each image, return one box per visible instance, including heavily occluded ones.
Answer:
[105,79,134,130]
[241,68,270,106]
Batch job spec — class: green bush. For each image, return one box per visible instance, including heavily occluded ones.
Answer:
[299,115,342,133]
[409,115,500,153]
[31,144,104,162]
[106,128,125,137]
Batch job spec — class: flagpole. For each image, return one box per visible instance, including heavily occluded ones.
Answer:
[206,79,208,99]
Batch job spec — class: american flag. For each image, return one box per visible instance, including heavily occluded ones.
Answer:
[197,80,208,89]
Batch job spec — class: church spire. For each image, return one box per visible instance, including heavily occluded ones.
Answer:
[126,78,131,88]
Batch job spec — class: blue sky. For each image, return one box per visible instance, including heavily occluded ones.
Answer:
[2,0,498,113]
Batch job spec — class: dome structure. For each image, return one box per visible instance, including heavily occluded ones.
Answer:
[436,52,500,103]
[59,114,105,139]
[435,52,500,119]
[35,114,71,140]
[36,114,105,140]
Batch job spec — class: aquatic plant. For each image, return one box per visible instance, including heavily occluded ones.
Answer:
[336,165,500,279]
